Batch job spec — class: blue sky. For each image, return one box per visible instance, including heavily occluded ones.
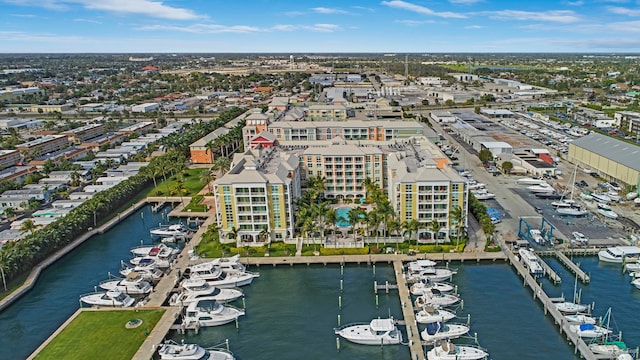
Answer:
[2,0,640,53]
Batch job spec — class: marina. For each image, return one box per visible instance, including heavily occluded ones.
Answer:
[0,203,637,360]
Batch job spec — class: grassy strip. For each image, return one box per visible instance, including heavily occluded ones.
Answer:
[34,309,164,360]
[145,168,208,197]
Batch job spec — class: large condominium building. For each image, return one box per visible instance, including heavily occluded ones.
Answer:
[267,120,425,143]
[387,147,468,241]
[0,150,20,170]
[61,123,106,143]
[214,147,301,244]
[298,140,385,199]
[16,135,69,156]
[614,111,640,136]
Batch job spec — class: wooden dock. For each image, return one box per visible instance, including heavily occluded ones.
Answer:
[536,250,591,283]
[507,247,598,360]
[374,280,399,293]
[537,255,562,284]
[392,260,425,360]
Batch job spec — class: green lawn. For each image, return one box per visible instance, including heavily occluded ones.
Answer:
[145,168,208,197]
[34,309,165,360]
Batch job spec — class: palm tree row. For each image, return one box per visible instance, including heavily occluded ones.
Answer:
[204,120,245,163]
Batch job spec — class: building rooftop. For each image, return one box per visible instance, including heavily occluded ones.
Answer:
[570,132,640,171]
[190,127,230,148]
[16,135,66,148]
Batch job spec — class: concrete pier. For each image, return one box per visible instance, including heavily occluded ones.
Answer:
[393,261,425,360]
[554,251,591,283]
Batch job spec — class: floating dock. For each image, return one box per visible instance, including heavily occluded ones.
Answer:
[392,260,424,360]
[536,250,591,283]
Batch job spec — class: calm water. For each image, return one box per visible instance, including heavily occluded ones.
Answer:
[0,204,637,359]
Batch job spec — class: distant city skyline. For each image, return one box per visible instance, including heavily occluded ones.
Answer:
[2,0,640,53]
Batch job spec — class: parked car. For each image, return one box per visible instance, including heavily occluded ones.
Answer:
[609,182,621,191]
[579,180,588,187]
[535,206,543,214]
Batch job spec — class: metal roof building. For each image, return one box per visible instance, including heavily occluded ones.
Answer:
[568,132,640,187]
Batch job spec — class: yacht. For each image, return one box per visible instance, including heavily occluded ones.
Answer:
[99,272,153,295]
[527,183,554,194]
[415,305,456,324]
[529,229,545,245]
[555,302,588,314]
[597,203,618,219]
[556,206,589,217]
[335,318,403,345]
[158,340,235,360]
[80,290,136,307]
[426,342,489,360]
[182,299,245,328]
[195,255,256,276]
[130,245,177,268]
[591,193,611,204]
[598,246,640,263]
[130,243,179,257]
[518,248,544,276]
[631,278,640,290]
[410,279,455,295]
[569,323,612,339]
[185,263,257,288]
[169,279,243,306]
[551,199,576,208]
[414,289,460,308]
[564,313,597,324]
[120,265,164,283]
[150,224,191,238]
[623,260,640,273]
[421,322,470,342]
[517,177,547,185]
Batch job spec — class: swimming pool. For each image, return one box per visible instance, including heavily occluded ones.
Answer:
[335,207,352,227]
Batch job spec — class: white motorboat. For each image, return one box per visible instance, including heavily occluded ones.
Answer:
[517,177,547,185]
[468,183,485,190]
[158,340,235,360]
[527,183,554,194]
[334,318,403,345]
[570,323,612,338]
[130,245,177,268]
[410,279,455,295]
[626,192,639,200]
[564,313,597,324]
[426,342,489,360]
[120,265,164,283]
[597,203,618,219]
[631,278,640,290]
[591,193,611,204]
[598,246,640,263]
[182,299,245,328]
[555,302,588,314]
[556,206,589,217]
[195,255,256,276]
[415,306,456,324]
[518,248,544,276]
[420,322,469,342]
[131,243,179,257]
[529,229,545,245]
[80,290,136,307]
[589,340,630,358]
[185,263,258,288]
[579,192,594,201]
[407,260,438,270]
[169,279,243,306]
[150,224,191,238]
[472,192,495,200]
[415,290,460,308]
[624,261,640,273]
[606,192,621,202]
[551,199,576,208]
[407,268,457,283]
[99,272,153,295]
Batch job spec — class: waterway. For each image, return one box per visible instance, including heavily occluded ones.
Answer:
[0,204,638,359]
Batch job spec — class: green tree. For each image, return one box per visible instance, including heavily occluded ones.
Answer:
[403,219,420,244]
[478,149,493,164]
[501,161,513,175]
[429,219,442,244]
[19,219,36,235]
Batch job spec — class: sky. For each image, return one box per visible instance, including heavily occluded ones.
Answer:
[2,0,640,53]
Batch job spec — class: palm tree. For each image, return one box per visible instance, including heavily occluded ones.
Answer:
[199,169,214,194]
[403,219,420,244]
[450,205,465,250]
[228,226,239,242]
[2,207,15,220]
[212,156,231,176]
[347,209,361,241]
[258,225,269,243]
[429,219,442,244]
[19,219,36,235]
[311,202,329,238]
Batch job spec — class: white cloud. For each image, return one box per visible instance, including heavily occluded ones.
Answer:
[4,0,201,20]
[352,5,375,12]
[449,0,483,4]
[284,11,305,16]
[312,7,347,14]
[271,24,296,31]
[607,6,640,16]
[395,19,436,26]
[0,30,85,42]
[485,10,581,23]
[74,18,102,24]
[607,20,640,31]
[138,24,262,34]
[464,25,485,29]
[9,13,40,17]
[381,0,467,18]
[302,23,340,32]
[566,1,584,5]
